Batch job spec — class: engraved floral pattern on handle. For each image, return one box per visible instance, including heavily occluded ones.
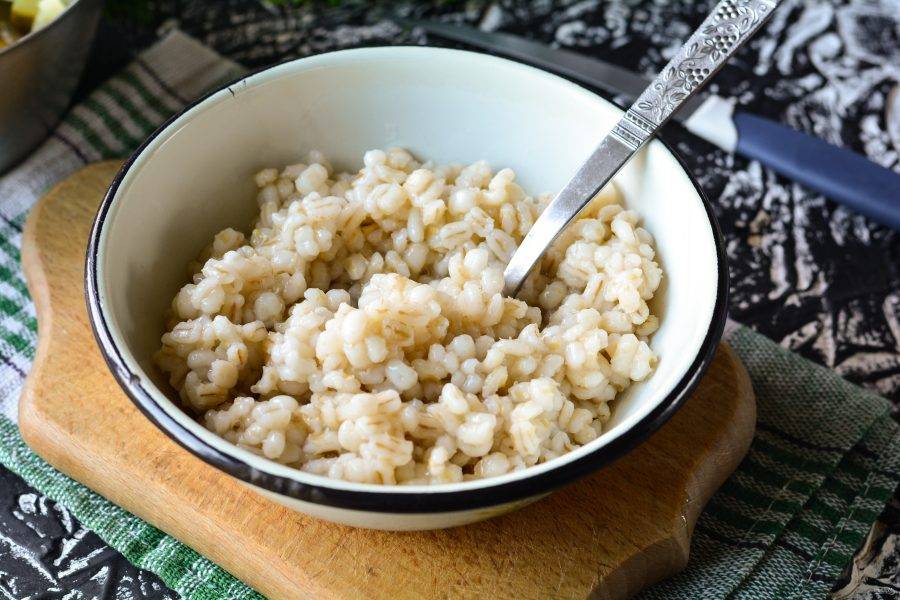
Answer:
[632,0,778,127]
[506,0,780,295]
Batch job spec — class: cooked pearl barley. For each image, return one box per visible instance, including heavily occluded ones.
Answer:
[155,149,662,485]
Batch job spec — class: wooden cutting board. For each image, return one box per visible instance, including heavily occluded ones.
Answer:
[19,161,755,600]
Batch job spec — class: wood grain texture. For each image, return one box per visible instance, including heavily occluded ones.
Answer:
[19,161,756,600]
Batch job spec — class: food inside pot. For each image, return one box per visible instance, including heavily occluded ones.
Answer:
[0,0,69,49]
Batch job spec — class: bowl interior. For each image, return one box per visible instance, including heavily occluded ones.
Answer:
[95,47,721,493]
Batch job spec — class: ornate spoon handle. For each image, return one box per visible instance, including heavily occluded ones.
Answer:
[503,0,779,297]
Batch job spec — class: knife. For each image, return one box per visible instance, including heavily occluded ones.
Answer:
[415,21,900,230]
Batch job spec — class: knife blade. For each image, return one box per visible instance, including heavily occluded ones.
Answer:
[414,21,708,120]
[414,20,900,230]
[414,20,740,152]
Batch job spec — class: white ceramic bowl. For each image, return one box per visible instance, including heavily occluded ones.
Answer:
[86,46,727,531]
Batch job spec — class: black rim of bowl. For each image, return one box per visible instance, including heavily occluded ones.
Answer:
[85,48,730,514]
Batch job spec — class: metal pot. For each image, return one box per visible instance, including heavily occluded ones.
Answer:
[0,0,103,172]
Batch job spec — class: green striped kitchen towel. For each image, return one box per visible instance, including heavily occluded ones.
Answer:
[0,30,897,600]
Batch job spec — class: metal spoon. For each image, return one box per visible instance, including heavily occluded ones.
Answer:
[503,0,779,297]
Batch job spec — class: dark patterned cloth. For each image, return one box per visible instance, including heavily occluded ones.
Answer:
[1,1,897,597]
[0,469,178,599]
